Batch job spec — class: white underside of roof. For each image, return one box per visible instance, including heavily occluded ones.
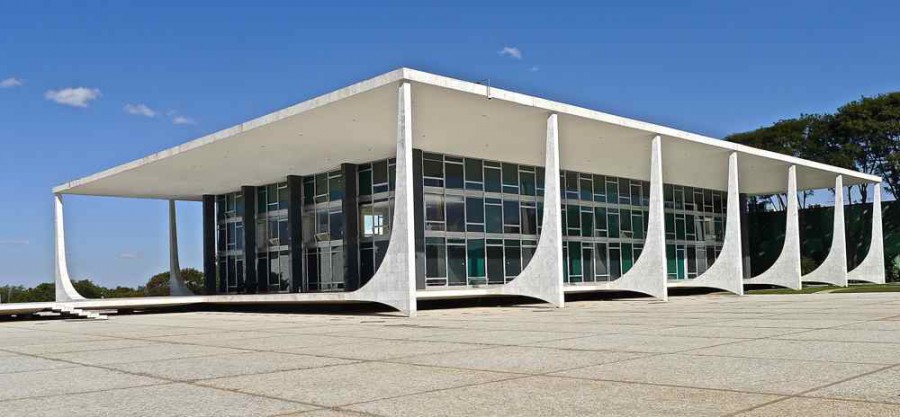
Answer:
[54,68,880,200]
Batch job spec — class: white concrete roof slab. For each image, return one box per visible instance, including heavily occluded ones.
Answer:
[54,68,880,200]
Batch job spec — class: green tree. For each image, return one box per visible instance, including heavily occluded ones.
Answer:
[830,92,900,202]
[145,268,205,296]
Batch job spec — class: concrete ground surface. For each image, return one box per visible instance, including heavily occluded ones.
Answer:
[1,292,900,417]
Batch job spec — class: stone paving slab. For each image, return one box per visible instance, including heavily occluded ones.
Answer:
[347,375,781,417]
[804,366,900,404]
[287,339,486,361]
[690,338,900,365]
[199,361,514,407]
[394,345,647,374]
[0,366,163,401]
[3,292,900,416]
[0,382,314,417]
[734,397,900,417]
[40,343,244,365]
[551,353,886,395]
[105,351,355,381]
[529,333,743,353]
[0,354,76,374]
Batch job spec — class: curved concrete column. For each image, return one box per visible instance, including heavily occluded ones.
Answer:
[802,176,848,286]
[744,165,802,290]
[168,200,194,296]
[53,194,85,302]
[499,113,565,307]
[604,135,668,300]
[352,81,417,316]
[670,152,744,295]
[848,184,886,284]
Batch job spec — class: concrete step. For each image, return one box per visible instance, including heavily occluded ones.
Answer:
[47,305,108,320]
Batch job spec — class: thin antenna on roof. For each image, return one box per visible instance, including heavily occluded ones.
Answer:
[476,79,492,100]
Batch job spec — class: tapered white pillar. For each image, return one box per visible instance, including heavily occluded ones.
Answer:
[501,113,565,307]
[801,176,848,286]
[670,152,744,295]
[848,184,886,284]
[168,200,194,296]
[53,194,85,302]
[605,135,668,300]
[744,165,802,290]
[352,81,417,316]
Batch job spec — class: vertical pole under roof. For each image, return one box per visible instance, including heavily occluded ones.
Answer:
[168,200,193,296]
[202,195,217,295]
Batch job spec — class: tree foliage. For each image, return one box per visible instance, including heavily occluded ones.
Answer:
[726,92,899,204]
[0,268,206,303]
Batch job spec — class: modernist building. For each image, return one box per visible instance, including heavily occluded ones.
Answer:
[43,68,885,317]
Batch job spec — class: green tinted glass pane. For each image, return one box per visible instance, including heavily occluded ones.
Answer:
[467,239,486,279]
[358,169,372,196]
[485,168,502,193]
[608,212,620,238]
[621,243,634,273]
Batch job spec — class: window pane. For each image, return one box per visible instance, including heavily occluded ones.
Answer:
[503,200,520,226]
[580,178,592,201]
[485,204,503,233]
[446,163,464,189]
[581,210,593,237]
[446,196,466,232]
[448,245,467,285]
[596,243,608,277]
[426,240,447,278]
[329,212,343,240]
[520,171,536,196]
[505,244,522,277]
[358,169,372,196]
[373,160,388,185]
[485,167,502,193]
[487,246,504,284]
[425,194,444,222]
[467,239,486,281]
[423,158,443,179]
[521,206,537,235]
[466,197,484,224]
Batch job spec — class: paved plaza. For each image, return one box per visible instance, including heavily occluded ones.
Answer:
[1,292,900,416]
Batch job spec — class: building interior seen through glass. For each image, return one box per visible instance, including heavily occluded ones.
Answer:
[420,152,545,287]
[214,151,726,294]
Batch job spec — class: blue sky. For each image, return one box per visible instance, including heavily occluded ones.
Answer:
[1,1,898,288]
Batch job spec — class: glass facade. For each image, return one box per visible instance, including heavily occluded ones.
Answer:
[211,150,726,294]
[358,158,396,285]
[664,184,726,279]
[256,183,291,292]
[418,152,543,287]
[560,171,650,283]
[302,170,345,292]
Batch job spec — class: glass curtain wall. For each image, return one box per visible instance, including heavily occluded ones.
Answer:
[560,171,726,283]
[255,182,291,292]
[215,191,245,292]
[302,170,345,292]
[560,171,650,283]
[664,184,726,279]
[357,158,396,285]
[418,151,543,288]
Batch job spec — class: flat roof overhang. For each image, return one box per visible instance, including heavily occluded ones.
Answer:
[53,68,881,200]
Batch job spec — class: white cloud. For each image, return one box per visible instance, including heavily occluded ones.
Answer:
[172,115,196,125]
[0,239,29,246]
[118,251,140,259]
[529,66,540,72]
[44,87,101,108]
[498,46,523,60]
[124,103,157,118]
[0,78,22,88]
